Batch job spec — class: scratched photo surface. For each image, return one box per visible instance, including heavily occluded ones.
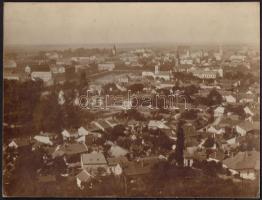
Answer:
[3,2,260,197]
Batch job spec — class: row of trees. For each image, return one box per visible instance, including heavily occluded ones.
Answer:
[4,78,96,136]
[4,80,44,125]
[33,92,95,133]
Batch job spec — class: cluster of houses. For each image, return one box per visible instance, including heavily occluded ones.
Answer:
[3,45,260,192]
[5,83,260,188]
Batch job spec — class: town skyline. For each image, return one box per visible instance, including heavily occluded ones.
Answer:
[3,2,260,198]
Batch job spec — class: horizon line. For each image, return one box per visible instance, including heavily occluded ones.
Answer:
[4,41,259,47]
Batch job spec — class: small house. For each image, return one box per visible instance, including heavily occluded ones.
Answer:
[214,106,225,117]
[81,152,108,173]
[8,138,31,150]
[107,156,128,176]
[236,121,257,136]
[76,170,93,189]
[61,129,79,140]
[224,95,237,104]
[148,120,170,130]
[78,127,89,136]
[223,150,259,180]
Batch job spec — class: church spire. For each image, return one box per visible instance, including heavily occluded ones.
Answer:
[112,44,117,56]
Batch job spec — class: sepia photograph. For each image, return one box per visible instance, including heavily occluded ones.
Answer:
[3,2,260,197]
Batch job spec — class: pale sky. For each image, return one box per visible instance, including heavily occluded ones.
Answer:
[4,2,260,46]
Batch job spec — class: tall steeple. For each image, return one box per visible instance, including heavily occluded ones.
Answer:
[112,44,117,56]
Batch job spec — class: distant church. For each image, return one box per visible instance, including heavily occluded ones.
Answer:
[112,45,117,56]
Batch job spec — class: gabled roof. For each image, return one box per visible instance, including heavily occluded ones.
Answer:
[61,143,88,156]
[223,151,259,170]
[158,71,170,76]
[237,121,258,132]
[92,120,112,131]
[148,120,170,129]
[62,129,78,137]
[81,152,107,165]
[34,135,53,145]
[78,127,89,136]
[76,170,92,182]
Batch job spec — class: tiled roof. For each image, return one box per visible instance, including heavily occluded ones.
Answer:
[223,151,259,170]
[61,143,88,156]
[76,170,92,182]
[237,121,259,132]
[81,152,107,165]
[107,156,129,166]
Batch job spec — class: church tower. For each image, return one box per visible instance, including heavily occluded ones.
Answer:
[112,45,117,56]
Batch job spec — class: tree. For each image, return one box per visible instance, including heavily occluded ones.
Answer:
[174,120,185,167]
[33,93,63,133]
[128,83,144,93]
[184,84,199,96]
[203,136,215,148]
[181,109,198,120]
[102,82,120,95]
[117,136,132,150]
[62,104,81,129]
[126,109,146,121]
[206,89,222,106]
[110,124,125,141]
[79,71,89,91]
[4,80,43,125]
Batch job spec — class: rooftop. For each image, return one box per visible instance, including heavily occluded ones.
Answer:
[223,150,259,170]
[81,152,107,165]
